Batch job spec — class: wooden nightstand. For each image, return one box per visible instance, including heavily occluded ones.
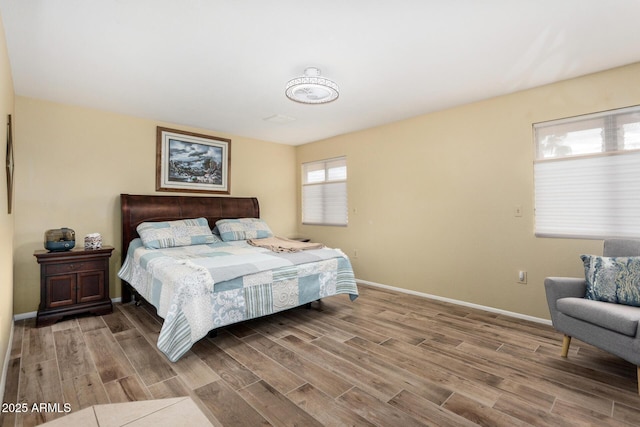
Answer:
[34,246,114,327]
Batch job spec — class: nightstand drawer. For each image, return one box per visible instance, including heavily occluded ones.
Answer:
[44,260,104,275]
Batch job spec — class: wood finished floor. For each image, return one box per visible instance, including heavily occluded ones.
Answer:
[2,284,640,426]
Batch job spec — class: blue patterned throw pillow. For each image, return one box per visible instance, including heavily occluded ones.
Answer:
[137,217,220,249]
[215,218,273,241]
[581,255,640,306]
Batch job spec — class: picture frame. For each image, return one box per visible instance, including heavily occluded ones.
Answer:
[6,114,13,214]
[156,127,231,194]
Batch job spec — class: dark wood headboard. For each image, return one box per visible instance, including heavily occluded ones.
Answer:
[120,193,260,302]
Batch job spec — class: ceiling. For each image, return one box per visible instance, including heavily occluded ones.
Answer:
[1,1,640,145]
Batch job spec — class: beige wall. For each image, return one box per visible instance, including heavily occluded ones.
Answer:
[297,62,640,319]
[0,10,15,392]
[9,59,640,321]
[13,97,297,314]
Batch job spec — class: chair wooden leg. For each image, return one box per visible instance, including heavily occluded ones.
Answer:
[561,335,571,357]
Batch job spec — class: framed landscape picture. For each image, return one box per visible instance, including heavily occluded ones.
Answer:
[156,127,231,194]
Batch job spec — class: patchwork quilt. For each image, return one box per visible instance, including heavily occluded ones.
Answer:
[118,238,358,361]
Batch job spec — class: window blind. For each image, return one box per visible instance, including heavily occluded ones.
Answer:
[533,106,640,239]
[302,157,348,226]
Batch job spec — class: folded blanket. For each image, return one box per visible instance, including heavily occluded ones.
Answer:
[248,236,325,252]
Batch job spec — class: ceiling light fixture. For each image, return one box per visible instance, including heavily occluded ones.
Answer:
[285,67,339,104]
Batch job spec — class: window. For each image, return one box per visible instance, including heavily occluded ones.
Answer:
[302,157,348,226]
[533,105,640,239]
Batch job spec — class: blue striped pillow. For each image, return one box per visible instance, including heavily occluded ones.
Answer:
[215,218,273,241]
[137,217,220,249]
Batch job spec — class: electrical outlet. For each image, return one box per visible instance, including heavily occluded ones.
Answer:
[517,270,527,284]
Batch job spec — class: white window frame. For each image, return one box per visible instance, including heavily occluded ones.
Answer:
[301,157,348,226]
[533,105,640,239]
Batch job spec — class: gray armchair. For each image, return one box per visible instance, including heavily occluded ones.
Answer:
[545,239,640,394]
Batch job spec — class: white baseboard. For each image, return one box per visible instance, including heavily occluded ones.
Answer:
[14,297,123,321]
[0,321,14,400]
[356,279,552,326]
[13,311,36,321]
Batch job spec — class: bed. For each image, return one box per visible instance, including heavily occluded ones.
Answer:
[117,194,358,361]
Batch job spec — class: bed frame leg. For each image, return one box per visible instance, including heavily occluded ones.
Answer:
[121,282,133,304]
[127,287,142,307]
[304,299,322,309]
